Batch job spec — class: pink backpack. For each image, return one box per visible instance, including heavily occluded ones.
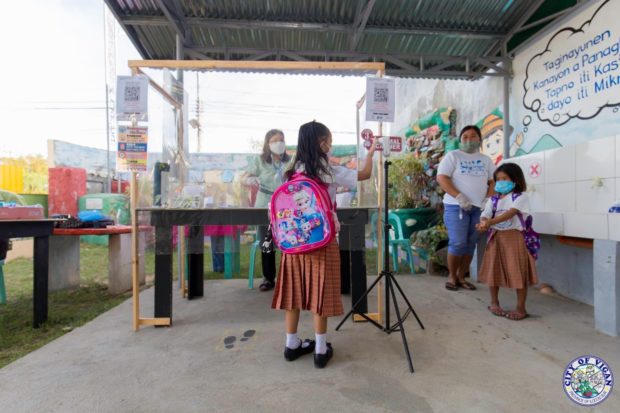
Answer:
[269,172,336,254]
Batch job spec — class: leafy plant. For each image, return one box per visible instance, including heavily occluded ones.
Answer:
[410,217,448,265]
[387,154,432,209]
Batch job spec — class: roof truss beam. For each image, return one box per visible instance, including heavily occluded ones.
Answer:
[184,46,509,77]
[350,0,376,50]
[187,46,508,63]
[122,15,506,40]
[154,0,187,43]
[491,0,547,57]
[103,0,151,59]
[514,4,578,34]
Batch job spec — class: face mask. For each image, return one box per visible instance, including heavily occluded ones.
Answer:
[460,141,480,153]
[495,180,515,194]
[269,141,286,155]
[321,142,332,156]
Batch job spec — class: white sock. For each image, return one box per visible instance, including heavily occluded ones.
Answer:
[315,333,327,354]
[286,333,300,349]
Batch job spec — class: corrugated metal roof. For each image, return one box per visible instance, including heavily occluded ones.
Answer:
[106,0,578,79]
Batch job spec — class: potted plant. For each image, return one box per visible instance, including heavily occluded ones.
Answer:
[386,153,439,239]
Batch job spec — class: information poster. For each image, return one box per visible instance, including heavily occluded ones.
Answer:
[117,126,148,172]
[116,75,149,121]
[365,77,395,122]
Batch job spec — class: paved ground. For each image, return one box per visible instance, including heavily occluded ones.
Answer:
[0,274,618,413]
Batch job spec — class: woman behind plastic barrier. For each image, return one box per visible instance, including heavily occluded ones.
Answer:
[437,125,495,291]
[242,129,292,291]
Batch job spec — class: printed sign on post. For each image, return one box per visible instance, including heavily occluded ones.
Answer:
[361,129,403,152]
[116,75,148,121]
[365,77,395,122]
[117,126,148,172]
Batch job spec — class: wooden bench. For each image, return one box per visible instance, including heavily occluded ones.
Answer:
[50,226,147,294]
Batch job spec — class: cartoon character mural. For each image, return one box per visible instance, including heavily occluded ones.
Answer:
[479,112,505,164]
[477,107,563,163]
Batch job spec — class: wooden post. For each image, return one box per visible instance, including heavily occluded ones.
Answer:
[131,171,139,331]
[129,66,172,330]
[354,69,384,324]
[179,228,186,297]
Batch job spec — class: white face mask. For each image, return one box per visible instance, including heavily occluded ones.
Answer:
[269,141,286,155]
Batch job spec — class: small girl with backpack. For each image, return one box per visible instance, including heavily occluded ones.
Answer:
[476,162,539,321]
[270,120,375,368]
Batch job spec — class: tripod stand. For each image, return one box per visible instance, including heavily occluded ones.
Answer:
[336,159,424,373]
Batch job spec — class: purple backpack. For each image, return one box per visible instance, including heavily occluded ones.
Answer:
[491,193,541,260]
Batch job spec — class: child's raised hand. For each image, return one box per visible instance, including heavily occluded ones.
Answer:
[368,137,377,155]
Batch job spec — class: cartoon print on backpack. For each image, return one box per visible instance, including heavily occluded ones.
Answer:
[270,176,334,254]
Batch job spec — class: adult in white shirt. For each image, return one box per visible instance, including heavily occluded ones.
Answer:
[437,125,495,291]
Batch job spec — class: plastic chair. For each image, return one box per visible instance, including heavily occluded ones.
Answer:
[387,213,417,274]
[223,229,242,279]
[370,212,417,274]
[0,260,6,305]
[248,238,260,289]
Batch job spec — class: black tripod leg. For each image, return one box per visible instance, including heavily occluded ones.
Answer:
[384,271,391,334]
[391,274,425,330]
[388,274,414,373]
[335,274,384,331]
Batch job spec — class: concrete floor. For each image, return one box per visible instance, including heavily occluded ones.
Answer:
[1,275,619,413]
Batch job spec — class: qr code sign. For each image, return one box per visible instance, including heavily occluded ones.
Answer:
[124,86,140,102]
[374,87,388,103]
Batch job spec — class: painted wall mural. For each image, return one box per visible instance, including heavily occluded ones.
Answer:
[477,107,561,164]
[511,0,620,154]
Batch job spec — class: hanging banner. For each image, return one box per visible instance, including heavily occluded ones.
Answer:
[116,75,148,121]
[365,77,395,122]
[117,125,148,172]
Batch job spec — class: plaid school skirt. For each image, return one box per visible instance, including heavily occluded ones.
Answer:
[478,229,539,289]
[271,240,344,317]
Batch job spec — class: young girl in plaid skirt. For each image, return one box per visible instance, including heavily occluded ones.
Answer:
[271,120,375,368]
[476,162,538,321]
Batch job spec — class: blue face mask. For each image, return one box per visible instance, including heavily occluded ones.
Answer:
[495,180,515,194]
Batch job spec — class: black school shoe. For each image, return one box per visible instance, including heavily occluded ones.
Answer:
[314,343,333,368]
[259,279,275,292]
[284,339,315,361]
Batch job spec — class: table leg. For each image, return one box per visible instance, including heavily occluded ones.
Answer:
[154,226,173,321]
[188,226,204,299]
[33,236,49,328]
[350,224,368,313]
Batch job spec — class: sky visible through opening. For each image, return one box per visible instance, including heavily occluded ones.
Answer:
[0,0,366,158]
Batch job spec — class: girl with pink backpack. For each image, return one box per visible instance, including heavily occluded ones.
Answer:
[271,120,375,368]
[476,162,539,321]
